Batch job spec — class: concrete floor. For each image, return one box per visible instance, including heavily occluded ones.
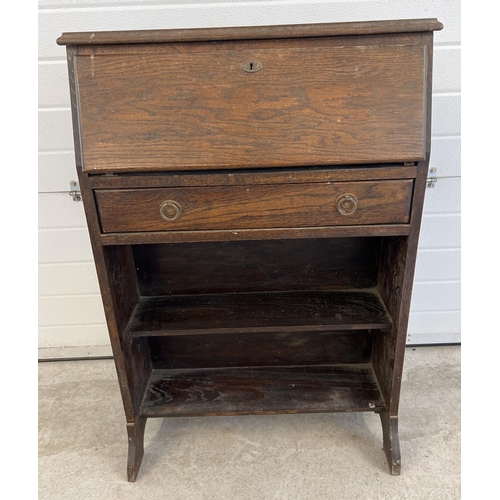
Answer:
[38,346,460,499]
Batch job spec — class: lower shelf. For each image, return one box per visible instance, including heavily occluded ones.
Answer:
[139,364,385,417]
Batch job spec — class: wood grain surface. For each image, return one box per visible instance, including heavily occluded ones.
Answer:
[125,289,391,337]
[100,224,411,245]
[132,238,379,296]
[95,180,413,233]
[140,364,385,417]
[87,165,418,189]
[149,330,373,369]
[76,41,426,171]
[57,18,443,46]
[58,19,441,479]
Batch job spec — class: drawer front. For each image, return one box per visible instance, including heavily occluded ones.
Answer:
[76,36,427,173]
[95,180,413,233]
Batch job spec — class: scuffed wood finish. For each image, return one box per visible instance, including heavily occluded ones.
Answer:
[100,224,411,246]
[140,364,384,418]
[56,18,443,46]
[101,245,151,415]
[126,290,392,337]
[59,19,442,479]
[74,34,423,58]
[66,47,83,168]
[380,412,401,475]
[88,165,418,190]
[372,236,407,407]
[369,34,435,474]
[102,245,138,334]
[373,165,430,414]
[133,238,380,296]
[126,417,146,482]
[371,163,430,475]
[96,180,413,233]
[77,42,425,172]
[149,330,373,370]
[74,155,146,422]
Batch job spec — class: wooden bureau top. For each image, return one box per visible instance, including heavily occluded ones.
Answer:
[57,18,442,46]
[62,18,442,173]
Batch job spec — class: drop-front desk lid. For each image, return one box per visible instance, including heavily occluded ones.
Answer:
[58,19,443,174]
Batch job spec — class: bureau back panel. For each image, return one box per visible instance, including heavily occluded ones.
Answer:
[148,330,373,369]
[75,35,427,172]
[132,238,380,296]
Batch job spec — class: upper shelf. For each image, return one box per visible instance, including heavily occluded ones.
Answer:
[57,19,443,46]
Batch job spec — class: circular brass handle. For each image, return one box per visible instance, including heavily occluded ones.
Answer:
[336,193,358,215]
[159,200,182,222]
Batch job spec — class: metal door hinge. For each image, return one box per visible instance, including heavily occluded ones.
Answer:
[427,168,438,188]
[69,181,82,201]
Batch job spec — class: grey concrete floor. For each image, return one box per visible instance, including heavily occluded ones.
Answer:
[39,346,460,499]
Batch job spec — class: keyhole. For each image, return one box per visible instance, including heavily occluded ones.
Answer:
[242,61,262,73]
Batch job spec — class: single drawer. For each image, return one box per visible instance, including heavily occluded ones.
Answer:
[76,35,427,173]
[95,180,413,233]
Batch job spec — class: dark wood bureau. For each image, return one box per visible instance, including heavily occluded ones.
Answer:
[57,18,443,481]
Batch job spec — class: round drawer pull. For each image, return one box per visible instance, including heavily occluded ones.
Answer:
[336,193,358,215]
[159,200,182,221]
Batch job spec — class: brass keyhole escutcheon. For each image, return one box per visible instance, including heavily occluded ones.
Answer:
[241,61,263,73]
[160,200,182,222]
[336,193,358,215]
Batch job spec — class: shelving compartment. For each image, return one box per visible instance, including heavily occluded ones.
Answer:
[126,290,391,337]
[140,364,384,417]
[110,237,396,417]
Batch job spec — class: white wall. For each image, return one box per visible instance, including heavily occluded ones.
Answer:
[38,0,461,358]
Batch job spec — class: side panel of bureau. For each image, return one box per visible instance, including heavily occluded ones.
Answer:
[75,35,427,172]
